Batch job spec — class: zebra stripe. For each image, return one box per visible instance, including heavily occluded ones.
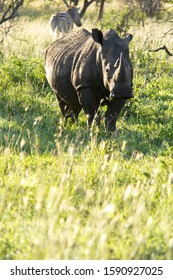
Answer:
[50,7,82,37]
[50,12,73,36]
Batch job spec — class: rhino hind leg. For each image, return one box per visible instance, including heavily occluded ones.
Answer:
[78,89,100,129]
[57,95,81,122]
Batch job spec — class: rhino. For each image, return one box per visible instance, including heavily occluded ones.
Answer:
[45,28,133,131]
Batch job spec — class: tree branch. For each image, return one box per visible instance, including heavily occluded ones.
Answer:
[0,0,24,25]
[80,0,95,18]
[149,45,173,56]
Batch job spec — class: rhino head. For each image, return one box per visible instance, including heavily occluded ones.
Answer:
[92,29,133,100]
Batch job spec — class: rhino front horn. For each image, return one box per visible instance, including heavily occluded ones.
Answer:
[118,52,126,81]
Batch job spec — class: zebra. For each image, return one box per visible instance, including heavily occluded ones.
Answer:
[50,6,82,38]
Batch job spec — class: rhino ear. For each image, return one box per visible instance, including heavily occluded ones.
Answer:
[123,34,133,46]
[92,29,103,44]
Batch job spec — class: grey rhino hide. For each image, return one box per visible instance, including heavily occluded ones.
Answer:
[45,28,133,131]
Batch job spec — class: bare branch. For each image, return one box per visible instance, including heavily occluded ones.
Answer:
[62,0,79,8]
[80,0,95,18]
[97,0,105,21]
[0,0,24,43]
[162,28,173,39]
[63,0,70,8]
[0,0,24,25]
[149,45,173,57]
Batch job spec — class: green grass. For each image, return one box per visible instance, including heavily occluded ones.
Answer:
[0,2,173,260]
[1,147,173,259]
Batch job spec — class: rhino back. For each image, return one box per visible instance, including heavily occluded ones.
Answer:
[45,29,91,89]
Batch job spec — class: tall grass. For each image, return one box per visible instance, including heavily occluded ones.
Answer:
[0,2,173,259]
[1,143,173,259]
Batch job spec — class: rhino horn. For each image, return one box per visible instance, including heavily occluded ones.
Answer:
[117,52,126,81]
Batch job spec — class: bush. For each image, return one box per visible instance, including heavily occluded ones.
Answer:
[100,6,143,35]
[0,55,48,90]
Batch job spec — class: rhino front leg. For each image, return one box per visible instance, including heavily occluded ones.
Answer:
[78,89,100,129]
[105,99,126,132]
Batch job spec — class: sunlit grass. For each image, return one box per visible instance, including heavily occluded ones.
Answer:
[0,146,173,259]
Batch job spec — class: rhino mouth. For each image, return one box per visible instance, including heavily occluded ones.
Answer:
[110,90,134,100]
[77,22,82,27]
